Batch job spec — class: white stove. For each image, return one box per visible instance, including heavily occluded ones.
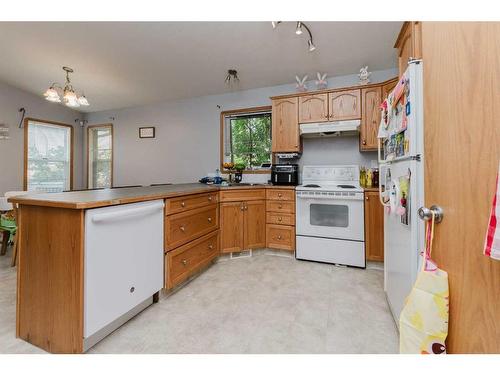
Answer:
[295,165,366,268]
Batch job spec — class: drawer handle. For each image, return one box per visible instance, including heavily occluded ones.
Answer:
[277,235,282,240]
[208,196,213,201]
[208,244,214,250]
[278,217,282,222]
[181,259,187,266]
[181,201,186,207]
[208,217,212,223]
[180,226,186,232]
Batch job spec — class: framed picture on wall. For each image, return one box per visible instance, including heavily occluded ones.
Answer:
[139,127,155,138]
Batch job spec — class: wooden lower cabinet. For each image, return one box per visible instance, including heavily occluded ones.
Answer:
[364,191,384,262]
[266,224,295,251]
[165,230,219,289]
[220,200,266,253]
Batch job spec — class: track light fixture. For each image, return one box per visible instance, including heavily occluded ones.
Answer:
[295,22,303,35]
[271,21,316,52]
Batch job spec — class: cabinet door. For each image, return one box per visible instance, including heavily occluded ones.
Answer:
[360,86,382,151]
[364,192,384,262]
[298,93,328,123]
[272,97,299,152]
[243,200,266,249]
[395,22,422,78]
[381,78,398,101]
[220,202,244,253]
[328,89,361,121]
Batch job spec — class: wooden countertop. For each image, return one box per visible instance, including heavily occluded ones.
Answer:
[9,183,296,209]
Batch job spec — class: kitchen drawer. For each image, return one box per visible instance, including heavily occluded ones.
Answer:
[165,204,219,250]
[165,230,219,289]
[266,224,295,251]
[266,189,295,201]
[266,212,295,226]
[266,200,295,214]
[219,189,266,202]
[165,192,218,215]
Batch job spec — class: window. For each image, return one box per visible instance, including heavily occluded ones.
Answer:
[87,124,113,188]
[221,106,272,172]
[24,119,73,192]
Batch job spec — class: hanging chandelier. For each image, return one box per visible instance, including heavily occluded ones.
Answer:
[43,66,89,108]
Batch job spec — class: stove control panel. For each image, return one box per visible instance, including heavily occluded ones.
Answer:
[302,165,360,184]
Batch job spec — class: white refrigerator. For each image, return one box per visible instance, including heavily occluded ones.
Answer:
[378,61,425,326]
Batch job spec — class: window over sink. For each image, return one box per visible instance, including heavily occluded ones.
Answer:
[221,106,272,173]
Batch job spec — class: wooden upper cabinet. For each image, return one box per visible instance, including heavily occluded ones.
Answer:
[360,86,382,151]
[328,89,361,121]
[272,97,300,153]
[364,192,384,262]
[381,78,398,101]
[298,93,328,123]
[394,21,422,78]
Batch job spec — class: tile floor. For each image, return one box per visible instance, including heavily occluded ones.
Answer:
[0,248,398,354]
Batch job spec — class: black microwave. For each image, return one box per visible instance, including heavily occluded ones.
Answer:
[271,164,299,186]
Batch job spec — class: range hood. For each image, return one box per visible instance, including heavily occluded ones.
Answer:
[300,119,360,138]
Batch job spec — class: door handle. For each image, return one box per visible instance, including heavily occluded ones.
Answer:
[418,205,444,223]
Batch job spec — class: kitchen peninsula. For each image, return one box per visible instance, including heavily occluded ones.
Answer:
[9,183,296,353]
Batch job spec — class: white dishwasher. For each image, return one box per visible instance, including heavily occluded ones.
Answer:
[84,199,164,350]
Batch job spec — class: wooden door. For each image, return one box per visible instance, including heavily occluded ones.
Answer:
[381,78,398,101]
[328,89,361,121]
[244,200,266,249]
[360,86,382,151]
[364,192,384,262]
[220,201,244,253]
[298,93,328,123]
[422,22,500,353]
[272,97,299,152]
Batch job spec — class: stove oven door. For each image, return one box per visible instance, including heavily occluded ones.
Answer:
[296,191,364,241]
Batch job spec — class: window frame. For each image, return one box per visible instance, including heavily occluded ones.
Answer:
[86,123,114,189]
[219,106,273,174]
[23,117,74,191]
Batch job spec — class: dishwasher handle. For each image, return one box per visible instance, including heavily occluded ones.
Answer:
[91,201,164,224]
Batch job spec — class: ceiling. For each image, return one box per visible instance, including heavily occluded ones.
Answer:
[0,22,402,112]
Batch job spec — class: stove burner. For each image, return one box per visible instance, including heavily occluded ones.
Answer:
[337,184,356,189]
[303,184,321,188]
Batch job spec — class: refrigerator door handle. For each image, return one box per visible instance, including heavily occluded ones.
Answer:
[378,164,391,207]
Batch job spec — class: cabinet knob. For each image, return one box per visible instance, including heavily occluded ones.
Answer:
[130,287,135,293]
[366,196,369,201]
[208,244,214,250]
[208,217,212,223]
[180,226,186,232]
[362,140,367,145]
[181,259,187,266]
[240,205,244,211]
[181,202,185,207]
[277,235,282,240]
[208,196,213,201]
[278,217,282,222]
[278,193,282,197]
[278,204,283,209]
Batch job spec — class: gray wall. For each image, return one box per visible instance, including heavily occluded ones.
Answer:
[85,68,397,186]
[0,81,83,195]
